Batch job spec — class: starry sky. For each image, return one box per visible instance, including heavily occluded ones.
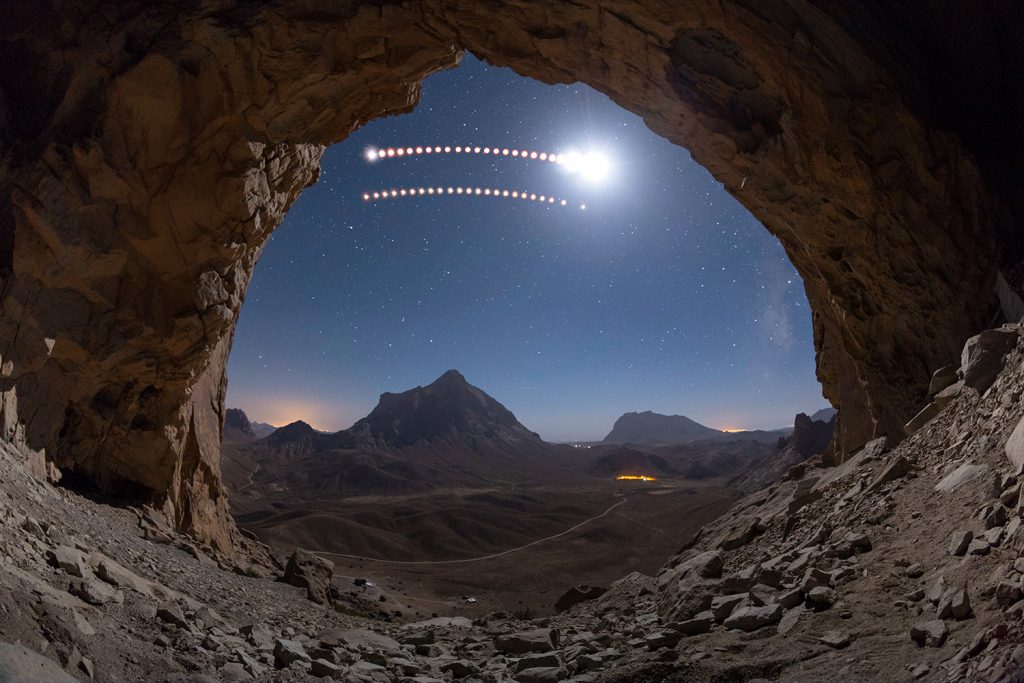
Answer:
[226,55,825,441]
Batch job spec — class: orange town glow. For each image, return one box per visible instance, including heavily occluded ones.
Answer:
[616,474,657,482]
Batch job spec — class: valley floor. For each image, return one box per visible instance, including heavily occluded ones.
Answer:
[303,482,736,619]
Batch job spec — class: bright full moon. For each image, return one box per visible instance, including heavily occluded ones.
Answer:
[558,149,610,182]
[580,152,610,181]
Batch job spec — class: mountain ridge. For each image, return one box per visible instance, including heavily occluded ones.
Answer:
[259,370,542,454]
[602,410,723,444]
[331,369,542,451]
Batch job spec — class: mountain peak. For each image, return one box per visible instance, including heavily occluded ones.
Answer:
[603,411,719,445]
[435,369,467,383]
[336,371,540,450]
[225,408,254,437]
[262,420,316,445]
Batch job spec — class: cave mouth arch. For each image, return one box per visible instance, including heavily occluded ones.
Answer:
[226,53,824,444]
[0,1,1018,551]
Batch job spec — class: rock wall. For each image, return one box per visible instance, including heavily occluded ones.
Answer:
[0,1,1019,548]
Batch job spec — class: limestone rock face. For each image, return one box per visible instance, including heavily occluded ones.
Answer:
[0,1,1020,547]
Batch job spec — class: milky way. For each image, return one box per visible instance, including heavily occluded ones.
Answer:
[226,56,824,440]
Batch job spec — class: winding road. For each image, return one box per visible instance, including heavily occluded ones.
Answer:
[312,494,629,566]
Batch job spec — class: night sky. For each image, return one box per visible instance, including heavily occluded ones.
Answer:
[226,56,825,441]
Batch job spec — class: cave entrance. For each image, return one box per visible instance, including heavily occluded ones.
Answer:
[227,55,823,440]
[219,55,828,617]
[1,2,1013,555]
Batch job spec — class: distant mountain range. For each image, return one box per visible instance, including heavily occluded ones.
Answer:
[223,375,836,497]
[810,407,837,423]
[248,370,543,456]
[224,407,295,439]
[221,371,566,502]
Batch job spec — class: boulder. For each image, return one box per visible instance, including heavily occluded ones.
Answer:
[273,639,310,667]
[156,601,187,627]
[0,643,77,683]
[777,607,804,637]
[668,611,714,636]
[400,630,435,646]
[1006,415,1024,472]
[711,594,748,622]
[282,548,333,605]
[967,538,991,555]
[240,623,274,648]
[820,630,850,649]
[936,587,973,620]
[747,584,774,606]
[685,550,724,579]
[719,517,763,550]
[985,506,1008,529]
[440,660,478,678]
[996,581,1022,607]
[1001,483,1020,506]
[516,667,565,683]
[721,564,760,593]
[756,567,784,588]
[982,526,1005,545]
[857,437,890,461]
[806,586,838,610]
[309,659,344,679]
[778,588,803,609]
[349,661,387,678]
[935,462,988,492]
[555,584,607,612]
[723,603,782,631]
[997,273,1024,322]
[961,327,1018,391]
[318,628,401,653]
[800,567,833,592]
[515,652,562,672]
[93,554,177,601]
[867,455,911,492]
[645,629,683,650]
[46,546,87,577]
[933,380,964,408]
[69,578,124,605]
[494,628,559,654]
[949,530,974,556]
[387,657,421,676]
[927,365,959,396]
[660,580,716,621]
[910,620,948,647]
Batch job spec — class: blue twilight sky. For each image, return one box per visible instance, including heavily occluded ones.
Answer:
[225,55,826,441]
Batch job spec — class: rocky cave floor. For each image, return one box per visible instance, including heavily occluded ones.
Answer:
[5,328,1024,682]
